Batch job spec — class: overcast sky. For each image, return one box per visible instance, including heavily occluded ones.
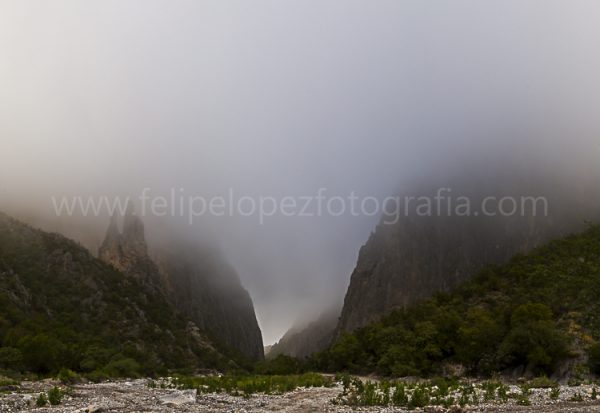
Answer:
[1,1,600,344]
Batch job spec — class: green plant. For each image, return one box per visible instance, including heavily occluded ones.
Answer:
[36,393,48,407]
[392,382,408,406]
[255,354,303,375]
[173,373,332,396]
[0,347,23,371]
[570,392,584,402]
[482,381,499,401]
[47,386,63,405]
[527,376,558,389]
[550,387,560,399]
[102,357,140,378]
[58,368,80,384]
[408,385,430,409]
[516,393,531,406]
[519,384,532,396]
[497,384,509,402]
[458,384,474,407]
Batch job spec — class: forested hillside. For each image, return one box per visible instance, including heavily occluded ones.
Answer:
[315,224,600,379]
[0,212,236,378]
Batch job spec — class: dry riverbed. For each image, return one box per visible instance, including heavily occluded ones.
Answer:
[2,378,600,412]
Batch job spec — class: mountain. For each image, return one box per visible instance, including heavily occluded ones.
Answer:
[336,174,600,338]
[0,212,232,376]
[318,224,600,378]
[98,207,264,360]
[153,245,264,360]
[268,307,339,359]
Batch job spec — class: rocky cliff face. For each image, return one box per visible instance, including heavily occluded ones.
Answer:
[154,244,264,360]
[268,308,339,359]
[336,175,600,338]
[98,206,160,286]
[98,209,263,360]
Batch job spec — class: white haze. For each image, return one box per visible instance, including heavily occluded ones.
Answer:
[1,1,600,344]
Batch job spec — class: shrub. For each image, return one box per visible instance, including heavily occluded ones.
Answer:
[173,373,332,396]
[499,303,569,374]
[457,308,503,371]
[0,347,23,371]
[497,384,509,402]
[255,355,302,375]
[391,382,408,406]
[408,385,430,409]
[570,392,584,402]
[36,393,48,407]
[58,368,81,384]
[47,386,64,405]
[516,393,531,406]
[18,334,64,373]
[527,376,558,389]
[86,370,109,383]
[102,357,140,378]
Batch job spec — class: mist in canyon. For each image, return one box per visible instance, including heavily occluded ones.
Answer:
[1,0,600,344]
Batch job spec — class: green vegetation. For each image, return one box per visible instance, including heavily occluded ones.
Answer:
[314,225,600,377]
[0,213,238,379]
[47,386,64,405]
[524,376,558,389]
[166,373,333,397]
[588,343,600,374]
[35,392,48,407]
[254,354,304,375]
[3,210,600,386]
[33,386,65,406]
[57,368,81,384]
[332,376,541,408]
[570,392,584,402]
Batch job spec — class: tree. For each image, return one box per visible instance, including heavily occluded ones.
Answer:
[0,347,23,371]
[457,308,503,373]
[18,334,65,373]
[588,343,600,375]
[499,303,568,374]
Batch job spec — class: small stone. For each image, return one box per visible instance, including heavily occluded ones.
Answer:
[159,389,197,406]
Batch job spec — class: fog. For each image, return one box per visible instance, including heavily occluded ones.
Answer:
[1,1,600,344]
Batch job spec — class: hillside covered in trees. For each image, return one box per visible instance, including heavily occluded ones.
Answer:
[0,212,246,378]
[314,224,600,379]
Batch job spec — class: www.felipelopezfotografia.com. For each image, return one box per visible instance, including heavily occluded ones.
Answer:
[50,187,550,225]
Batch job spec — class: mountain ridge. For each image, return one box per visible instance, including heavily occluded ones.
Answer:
[0,211,236,375]
[97,208,264,360]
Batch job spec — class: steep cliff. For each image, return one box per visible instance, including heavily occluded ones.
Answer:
[154,243,264,360]
[98,209,263,360]
[98,205,160,286]
[336,174,600,338]
[268,307,339,359]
